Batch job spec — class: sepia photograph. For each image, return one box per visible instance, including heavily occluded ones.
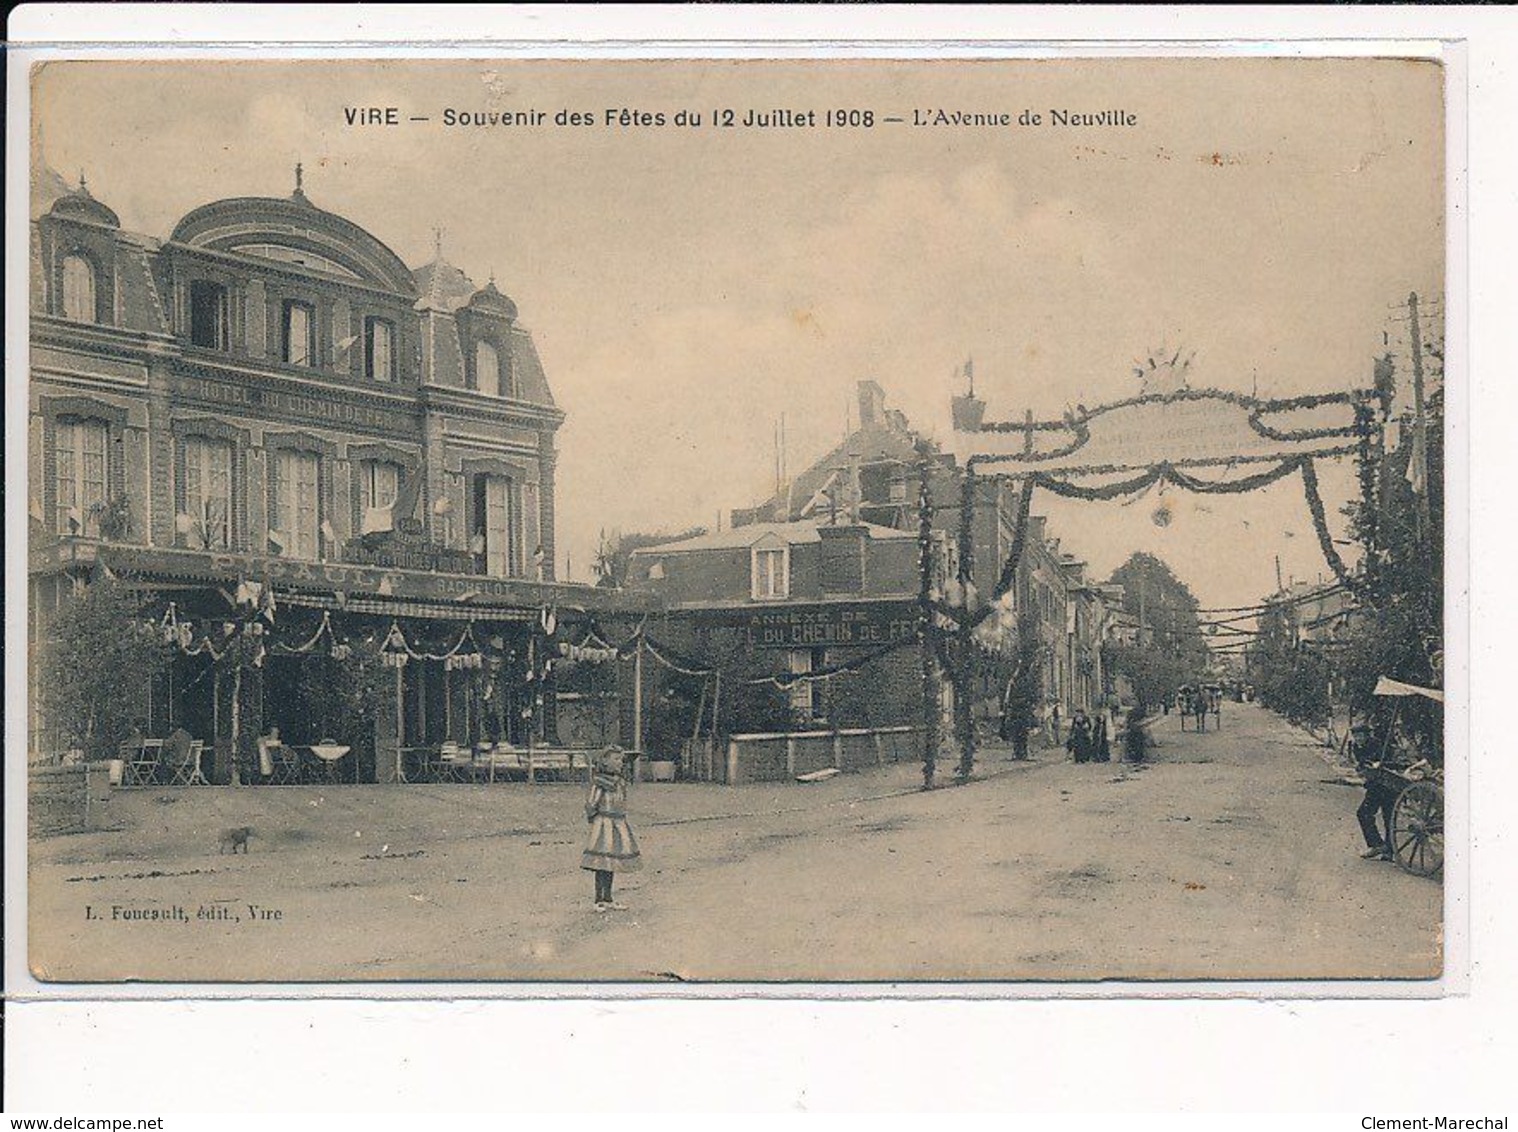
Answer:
[20,55,1447,985]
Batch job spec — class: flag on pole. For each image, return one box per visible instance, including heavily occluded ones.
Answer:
[1406,426,1428,497]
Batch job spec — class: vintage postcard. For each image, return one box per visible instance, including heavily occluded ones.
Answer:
[19,55,1448,986]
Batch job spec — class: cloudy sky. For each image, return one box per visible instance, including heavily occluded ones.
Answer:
[31,58,1444,609]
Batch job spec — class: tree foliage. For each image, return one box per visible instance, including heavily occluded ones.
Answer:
[594,526,708,589]
[1103,552,1208,711]
[1248,342,1444,753]
[1336,365,1444,753]
[997,611,1044,758]
[39,577,173,762]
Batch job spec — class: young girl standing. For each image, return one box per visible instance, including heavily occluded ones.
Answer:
[582,746,641,910]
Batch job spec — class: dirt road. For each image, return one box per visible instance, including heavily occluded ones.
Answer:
[28,702,1441,983]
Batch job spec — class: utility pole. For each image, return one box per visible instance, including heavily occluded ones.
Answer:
[916,449,939,790]
[955,463,978,782]
[1275,554,1284,594]
[1407,291,1432,543]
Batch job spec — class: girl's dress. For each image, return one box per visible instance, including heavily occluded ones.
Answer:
[582,772,642,873]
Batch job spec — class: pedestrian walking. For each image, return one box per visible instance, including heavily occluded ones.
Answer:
[1050,701,1063,746]
[1124,706,1150,763]
[1351,722,1398,861]
[1066,708,1094,763]
[1093,707,1112,763]
[582,745,642,910]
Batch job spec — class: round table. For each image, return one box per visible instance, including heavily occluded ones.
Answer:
[308,743,354,784]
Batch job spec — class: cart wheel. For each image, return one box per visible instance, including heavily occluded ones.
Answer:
[1390,781,1444,878]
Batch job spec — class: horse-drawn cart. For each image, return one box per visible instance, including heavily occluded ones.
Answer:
[1361,677,1444,879]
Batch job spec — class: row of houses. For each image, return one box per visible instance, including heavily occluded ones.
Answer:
[28,162,1127,783]
[622,381,1128,761]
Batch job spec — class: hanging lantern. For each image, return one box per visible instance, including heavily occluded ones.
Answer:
[1152,502,1173,527]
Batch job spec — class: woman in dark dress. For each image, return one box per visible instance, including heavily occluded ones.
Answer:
[1065,709,1094,763]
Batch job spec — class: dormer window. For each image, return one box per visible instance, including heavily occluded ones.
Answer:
[365,317,395,381]
[282,300,316,367]
[751,539,790,601]
[60,254,98,323]
[475,340,500,396]
[189,280,228,350]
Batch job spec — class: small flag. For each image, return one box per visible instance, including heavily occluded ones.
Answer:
[1406,427,1428,496]
[321,519,338,546]
[29,496,44,523]
[267,529,286,554]
[390,469,423,524]
[377,576,394,596]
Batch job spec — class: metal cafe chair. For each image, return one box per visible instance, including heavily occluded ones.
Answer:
[437,741,475,783]
[123,739,163,787]
[165,738,208,787]
[268,743,304,786]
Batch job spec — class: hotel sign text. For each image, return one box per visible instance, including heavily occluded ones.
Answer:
[173,374,417,437]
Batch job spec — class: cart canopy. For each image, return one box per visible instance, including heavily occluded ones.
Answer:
[1372,676,1444,703]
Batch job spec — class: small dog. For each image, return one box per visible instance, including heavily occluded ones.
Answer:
[217,826,254,854]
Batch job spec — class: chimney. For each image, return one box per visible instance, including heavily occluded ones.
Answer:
[857,380,887,428]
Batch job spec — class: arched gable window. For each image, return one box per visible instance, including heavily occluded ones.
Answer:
[475,340,500,397]
[61,254,97,323]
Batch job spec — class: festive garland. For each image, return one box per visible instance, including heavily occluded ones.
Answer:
[1300,457,1358,594]
[635,628,916,689]
[968,445,1358,476]
[974,386,1360,434]
[974,475,1035,630]
[378,619,486,668]
[951,454,1361,633]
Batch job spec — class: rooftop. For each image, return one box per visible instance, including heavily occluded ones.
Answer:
[629,519,916,557]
